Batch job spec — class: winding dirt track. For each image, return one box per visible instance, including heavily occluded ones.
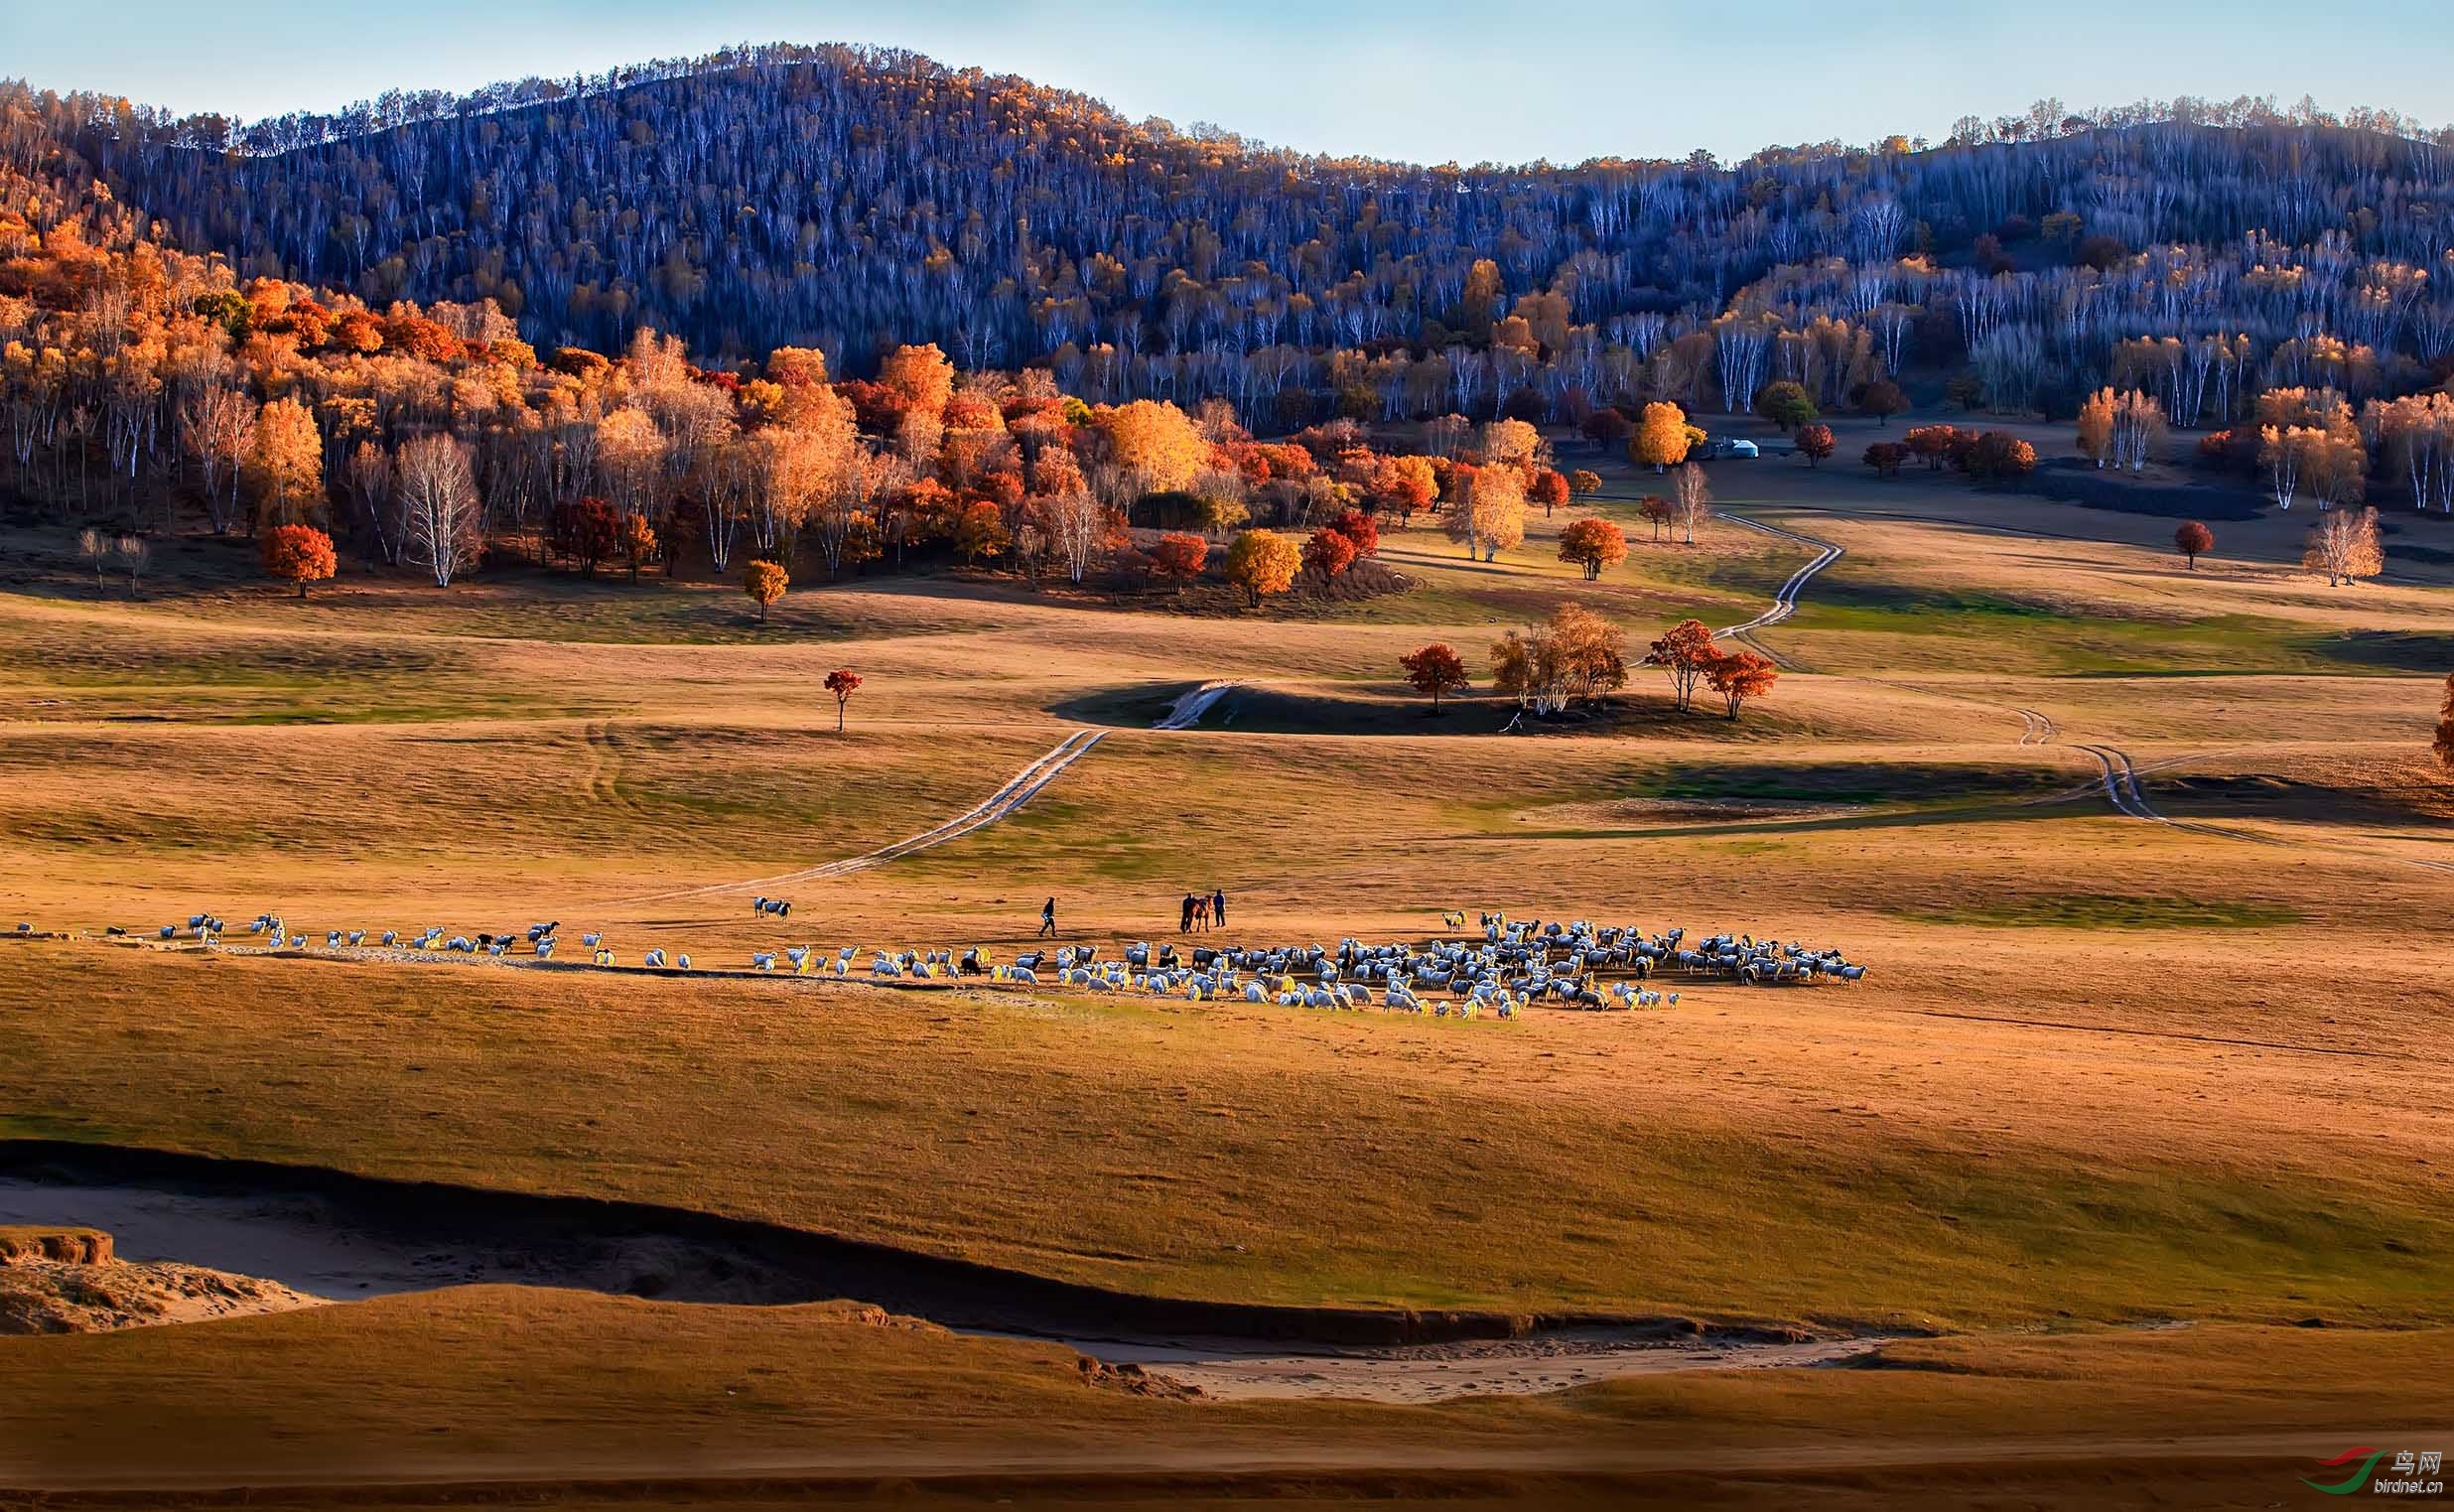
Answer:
[622,679,1242,905]
[1710,511,1844,657]
[624,730,1107,903]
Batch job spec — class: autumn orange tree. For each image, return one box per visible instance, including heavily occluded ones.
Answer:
[1704,646,1778,719]
[1149,531,1208,593]
[1398,643,1469,714]
[1795,423,1835,467]
[2175,520,2214,570]
[260,523,336,599]
[1567,469,1602,498]
[954,500,1009,565]
[823,668,862,732]
[1224,528,1301,606]
[1644,619,1717,713]
[744,559,789,620]
[1557,516,1627,579]
[619,513,659,583]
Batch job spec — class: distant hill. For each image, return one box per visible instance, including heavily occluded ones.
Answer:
[6,46,2452,418]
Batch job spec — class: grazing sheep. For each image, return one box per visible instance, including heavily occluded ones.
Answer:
[676,954,691,970]
[643,948,668,968]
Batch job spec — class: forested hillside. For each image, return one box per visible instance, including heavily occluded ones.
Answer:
[7,44,2453,426]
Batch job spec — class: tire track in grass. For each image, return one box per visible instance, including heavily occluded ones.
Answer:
[621,730,1106,902]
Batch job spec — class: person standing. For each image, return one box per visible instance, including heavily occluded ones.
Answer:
[1179,892,1196,934]
[1038,897,1057,938]
[1211,888,1228,931]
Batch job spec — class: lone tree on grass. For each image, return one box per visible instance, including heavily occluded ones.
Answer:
[2302,506,2383,587]
[1704,646,1780,720]
[1645,618,1718,713]
[1399,642,1470,714]
[744,559,789,620]
[1795,423,1836,467]
[1225,528,1302,606]
[1672,462,1711,544]
[1568,469,1603,498]
[823,668,862,732]
[77,527,108,593]
[1528,468,1569,517]
[1636,495,1676,541]
[261,524,337,600]
[2175,520,2214,570]
[1628,402,1696,472]
[1558,516,1628,580]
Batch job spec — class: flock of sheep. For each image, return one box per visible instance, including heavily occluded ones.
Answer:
[101,905,1865,1024]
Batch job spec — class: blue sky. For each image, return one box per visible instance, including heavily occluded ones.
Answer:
[6,0,2447,164]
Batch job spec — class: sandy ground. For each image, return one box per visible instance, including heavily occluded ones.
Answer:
[1077,1328,1888,1402]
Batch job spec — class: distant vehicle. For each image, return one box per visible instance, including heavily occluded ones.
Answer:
[1703,438,1760,460]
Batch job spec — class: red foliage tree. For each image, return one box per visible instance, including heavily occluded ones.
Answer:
[1149,531,1209,593]
[1862,442,1907,476]
[1528,468,1570,516]
[823,668,862,732]
[1399,642,1470,713]
[1644,619,1718,713]
[1324,507,1379,557]
[1795,424,1836,467]
[1302,526,1359,577]
[260,524,337,599]
[2175,520,2214,570]
[552,496,621,577]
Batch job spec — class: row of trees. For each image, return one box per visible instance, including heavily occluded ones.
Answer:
[1400,611,1777,721]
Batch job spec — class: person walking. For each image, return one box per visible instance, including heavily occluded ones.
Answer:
[1211,888,1228,931]
[1038,897,1057,938]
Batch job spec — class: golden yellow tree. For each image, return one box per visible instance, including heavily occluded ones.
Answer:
[1444,465,1527,561]
[743,559,789,620]
[1098,399,1208,496]
[245,396,324,529]
[2076,387,2116,466]
[1224,528,1302,605]
[1628,402,1694,471]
